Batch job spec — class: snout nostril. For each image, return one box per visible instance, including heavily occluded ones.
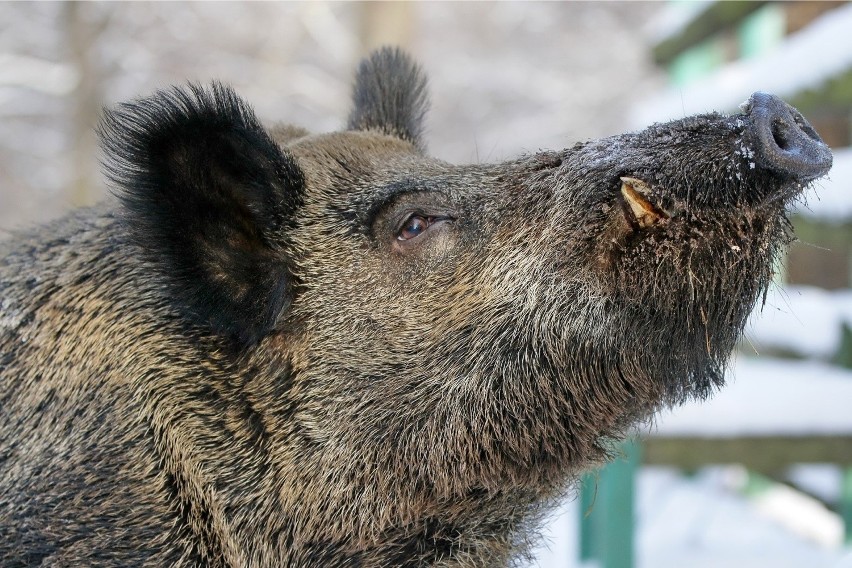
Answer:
[746,91,832,180]
[770,120,790,151]
[792,111,821,142]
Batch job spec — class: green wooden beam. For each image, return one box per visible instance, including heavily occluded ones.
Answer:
[643,436,852,473]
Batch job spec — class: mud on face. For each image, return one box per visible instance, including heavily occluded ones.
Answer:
[510,105,827,406]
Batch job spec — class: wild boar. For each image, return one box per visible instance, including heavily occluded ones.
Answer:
[0,47,832,566]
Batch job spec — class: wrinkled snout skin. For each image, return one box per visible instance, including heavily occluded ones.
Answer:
[0,49,832,566]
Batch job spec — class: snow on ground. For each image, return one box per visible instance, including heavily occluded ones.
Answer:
[531,466,851,568]
[745,285,852,360]
[649,356,852,437]
[530,496,579,568]
[795,147,852,223]
[788,463,844,505]
[636,467,845,568]
[530,349,852,567]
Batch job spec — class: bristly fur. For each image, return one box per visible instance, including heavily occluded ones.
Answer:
[0,48,831,567]
[98,82,305,345]
[347,46,430,151]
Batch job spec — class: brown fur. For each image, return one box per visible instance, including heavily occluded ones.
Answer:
[0,48,831,566]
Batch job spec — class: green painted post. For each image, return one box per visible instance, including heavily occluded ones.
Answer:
[843,468,852,545]
[577,440,641,568]
[599,439,641,568]
[579,472,599,562]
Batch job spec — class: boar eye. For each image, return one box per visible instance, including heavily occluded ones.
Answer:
[397,214,431,241]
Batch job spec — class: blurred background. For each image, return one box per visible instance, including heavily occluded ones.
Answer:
[1,2,851,567]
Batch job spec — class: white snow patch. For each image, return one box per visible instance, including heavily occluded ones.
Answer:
[834,550,852,568]
[795,147,852,222]
[752,481,844,547]
[787,464,843,504]
[647,357,852,437]
[745,285,852,359]
[531,466,850,567]
[528,496,579,568]
[637,467,846,568]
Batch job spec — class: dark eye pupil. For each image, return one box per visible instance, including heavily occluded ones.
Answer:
[398,215,429,240]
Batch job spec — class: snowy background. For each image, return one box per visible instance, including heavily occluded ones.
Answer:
[1,2,851,567]
[0,2,664,231]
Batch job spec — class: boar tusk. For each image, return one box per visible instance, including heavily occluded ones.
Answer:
[620,176,669,228]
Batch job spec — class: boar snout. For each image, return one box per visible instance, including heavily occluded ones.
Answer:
[746,91,832,181]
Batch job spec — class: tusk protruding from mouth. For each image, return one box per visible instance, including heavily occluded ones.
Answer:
[620,177,669,229]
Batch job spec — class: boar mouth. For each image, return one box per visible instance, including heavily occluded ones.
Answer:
[619,176,670,229]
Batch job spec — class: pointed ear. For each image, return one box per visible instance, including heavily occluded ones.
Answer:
[99,82,304,345]
[347,47,430,151]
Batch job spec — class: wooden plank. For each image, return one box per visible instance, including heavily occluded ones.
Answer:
[642,436,852,473]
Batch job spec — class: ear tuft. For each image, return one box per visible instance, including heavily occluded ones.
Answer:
[347,47,430,151]
[99,82,304,345]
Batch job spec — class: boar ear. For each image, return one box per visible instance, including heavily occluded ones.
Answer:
[347,46,430,151]
[99,82,303,346]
